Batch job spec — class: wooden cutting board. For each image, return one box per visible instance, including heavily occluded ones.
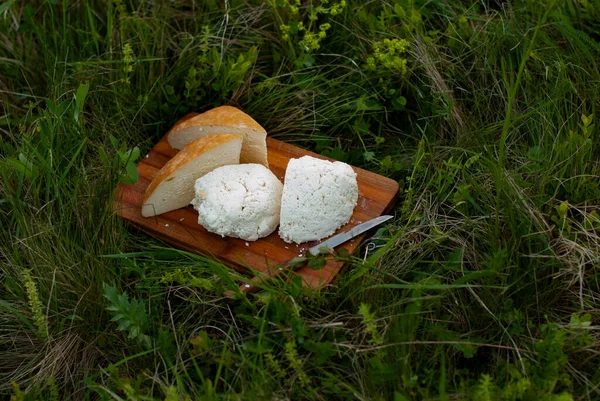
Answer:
[113,124,399,290]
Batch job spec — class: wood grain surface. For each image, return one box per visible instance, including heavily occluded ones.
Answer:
[113,124,399,290]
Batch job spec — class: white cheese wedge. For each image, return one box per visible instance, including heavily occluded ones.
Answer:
[279,155,358,244]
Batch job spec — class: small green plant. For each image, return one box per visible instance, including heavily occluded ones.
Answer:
[10,381,25,401]
[270,0,346,66]
[9,379,63,401]
[160,269,214,291]
[98,135,140,184]
[471,374,497,401]
[121,43,135,84]
[163,385,191,401]
[366,38,410,75]
[531,323,572,394]
[189,330,213,355]
[21,269,47,340]
[364,38,411,110]
[73,82,90,126]
[379,154,403,174]
[358,303,383,346]
[580,113,594,137]
[183,31,258,107]
[569,312,592,329]
[265,352,287,382]
[551,200,571,235]
[46,377,59,401]
[102,283,152,349]
[284,340,309,387]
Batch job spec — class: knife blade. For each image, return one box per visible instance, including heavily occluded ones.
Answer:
[308,214,394,256]
[225,215,394,297]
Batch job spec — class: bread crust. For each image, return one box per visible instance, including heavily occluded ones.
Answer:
[142,133,243,205]
[167,106,265,138]
[165,112,199,136]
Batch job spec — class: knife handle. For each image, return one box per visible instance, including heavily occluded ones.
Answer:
[223,257,307,298]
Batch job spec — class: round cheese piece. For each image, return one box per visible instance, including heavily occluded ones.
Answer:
[191,164,283,241]
[279,155,358,244]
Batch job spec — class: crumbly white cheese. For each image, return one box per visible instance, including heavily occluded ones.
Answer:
[191,164,283,241]
[279,155,358,244]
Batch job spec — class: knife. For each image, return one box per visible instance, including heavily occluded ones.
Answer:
[224,215,394,297]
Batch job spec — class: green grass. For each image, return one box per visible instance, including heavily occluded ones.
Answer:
[1,0,600,399]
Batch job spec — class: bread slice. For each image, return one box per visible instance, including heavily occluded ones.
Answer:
[141,134,243,217]
[167,106,268,167]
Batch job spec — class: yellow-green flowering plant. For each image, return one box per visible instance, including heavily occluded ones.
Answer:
[270,0,347,65]
[366,38,410,75]
[22,269,47,340]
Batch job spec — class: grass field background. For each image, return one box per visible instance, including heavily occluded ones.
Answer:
[1,0,600,399]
